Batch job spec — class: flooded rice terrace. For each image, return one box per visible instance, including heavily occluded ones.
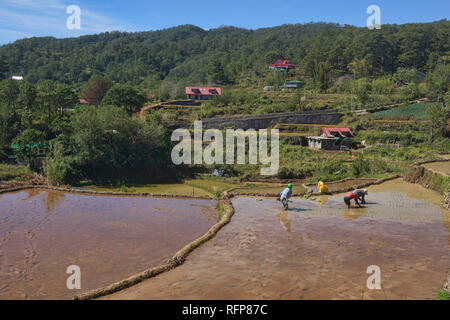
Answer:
[422,161,450,175]
[0,189,217,299]
[306,178,375,193]
[105,179,449,300]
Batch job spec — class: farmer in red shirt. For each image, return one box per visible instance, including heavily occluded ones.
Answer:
[344,189,368,208]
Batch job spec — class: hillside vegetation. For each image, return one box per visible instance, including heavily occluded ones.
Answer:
[0,21,448,186]
[0,21,449,89]
[371,102,440,120]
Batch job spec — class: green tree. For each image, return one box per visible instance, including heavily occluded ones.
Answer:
[101,84,147,114]
[314,61,332,92]
[81,75,111,106]
[45,135,79,186]
[36,80,58,134]
[426,63,450,102]
[355,79,371,106]
[0,102,14,146]
[265,51,280,64]
[0,79,20,106]
[426,104,448,141]
[54,83,77,118]
[208,59,228,85]
[65,105,169,183]
[18,81,37,110]
[11,129,46,169]
[0,58,8,79]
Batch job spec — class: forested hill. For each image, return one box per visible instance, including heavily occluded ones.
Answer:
[0,20,449,87]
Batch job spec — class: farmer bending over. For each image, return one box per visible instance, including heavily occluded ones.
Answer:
[279,184,293,210]
[344,189,368,208]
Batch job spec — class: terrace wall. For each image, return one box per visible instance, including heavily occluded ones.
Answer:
[170,110,341,130]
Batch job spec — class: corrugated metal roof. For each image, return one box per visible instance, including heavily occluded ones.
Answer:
[185,86,222,96]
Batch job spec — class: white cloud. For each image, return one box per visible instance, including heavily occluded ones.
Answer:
[0,0,134,44]
[2,0,66,9]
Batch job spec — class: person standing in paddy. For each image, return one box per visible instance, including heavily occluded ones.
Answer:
[344,189,368,208]
[279,184,292,210]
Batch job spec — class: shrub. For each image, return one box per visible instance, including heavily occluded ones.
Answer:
[351,155,370,177]
[0,163,29,181]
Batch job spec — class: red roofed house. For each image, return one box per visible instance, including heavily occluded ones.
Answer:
[320,127,354,138]
[307,127,355,150]
[185,87,222,100]
[269,59,296,72]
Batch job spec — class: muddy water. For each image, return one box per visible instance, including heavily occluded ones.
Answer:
[233,183,306,195]
[0,189,217,299]
[422,161,450,175]
[104,178,449,300]
[307,178,375,193]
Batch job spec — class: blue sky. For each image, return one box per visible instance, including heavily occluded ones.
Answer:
[0,0,449,45]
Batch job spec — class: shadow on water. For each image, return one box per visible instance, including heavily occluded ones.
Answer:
[288,207,313,212]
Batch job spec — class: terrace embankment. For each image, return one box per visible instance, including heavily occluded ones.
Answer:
[103,178,449,300]
[405,159,449,209]
[421,161,450,176]
[306,178,377,193]
[170,110,341,130]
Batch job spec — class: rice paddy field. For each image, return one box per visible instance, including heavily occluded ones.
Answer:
[422,161,450,175]
[84,183,213,197]
[371,103,440,121]
[104,178,449,300]
[232,183,307,195]
[0,189,218,299]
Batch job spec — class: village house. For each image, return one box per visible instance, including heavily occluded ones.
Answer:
[8,142,49,166]
[307,127,355,150]
[269,59,296,72]
[185,86,222,100]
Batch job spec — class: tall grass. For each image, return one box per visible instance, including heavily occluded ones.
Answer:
[0,164,29,181]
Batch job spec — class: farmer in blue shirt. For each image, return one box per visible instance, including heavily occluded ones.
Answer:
[279,184,292,210]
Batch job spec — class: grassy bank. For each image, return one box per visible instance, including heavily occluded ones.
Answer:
[82,182,213,197]
[437,289,450,300]
[0,164,29,181]
[404,166,449,195]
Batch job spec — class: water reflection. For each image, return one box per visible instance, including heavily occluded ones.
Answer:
[316,195,328,207]
[22,189,41,200]
[0,189,217,299]
[43,190,65,213]
[276,212,291,233]
[343,207,366,221]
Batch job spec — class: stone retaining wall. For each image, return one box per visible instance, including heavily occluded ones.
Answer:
[170,110,341,130]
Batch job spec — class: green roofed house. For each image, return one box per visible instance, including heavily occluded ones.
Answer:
[9,142,49,166]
